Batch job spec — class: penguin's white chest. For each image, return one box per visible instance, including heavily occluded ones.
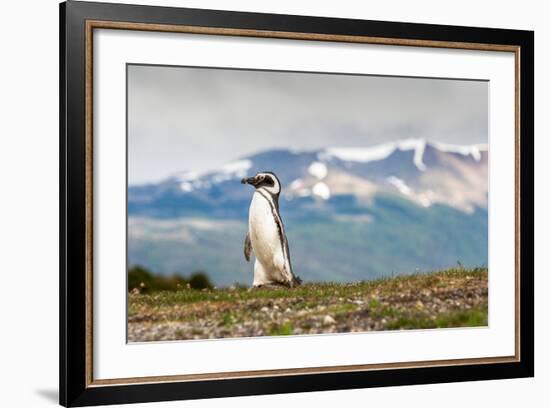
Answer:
[248,192,281,266]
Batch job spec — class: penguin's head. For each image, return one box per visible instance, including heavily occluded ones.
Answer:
[241,172,281,196]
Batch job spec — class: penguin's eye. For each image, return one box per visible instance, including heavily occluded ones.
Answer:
[263,177,274,186]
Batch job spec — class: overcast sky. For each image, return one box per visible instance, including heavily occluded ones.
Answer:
[128,64,488,185]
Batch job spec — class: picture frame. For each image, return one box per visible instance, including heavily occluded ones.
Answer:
[59,1,534,406]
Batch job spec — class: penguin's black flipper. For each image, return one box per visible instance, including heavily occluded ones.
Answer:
[244,232,253,262]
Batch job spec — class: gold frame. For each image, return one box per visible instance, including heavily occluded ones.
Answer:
[84,20,521,388]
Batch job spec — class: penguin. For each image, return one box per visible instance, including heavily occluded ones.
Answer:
[241,172,302,288]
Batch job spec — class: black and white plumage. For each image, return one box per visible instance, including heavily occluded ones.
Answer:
[241,172,302,288]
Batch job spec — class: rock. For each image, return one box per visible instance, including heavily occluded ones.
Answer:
[261,306,269,313]
[323,315,336,325]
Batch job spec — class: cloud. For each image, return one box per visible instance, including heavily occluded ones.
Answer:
[128,64,488,184]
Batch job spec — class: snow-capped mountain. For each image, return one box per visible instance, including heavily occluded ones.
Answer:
[128,139,488,218]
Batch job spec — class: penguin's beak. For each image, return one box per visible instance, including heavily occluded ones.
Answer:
[241,176,257,186]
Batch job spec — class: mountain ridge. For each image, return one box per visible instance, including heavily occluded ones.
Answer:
[129,138,488,217]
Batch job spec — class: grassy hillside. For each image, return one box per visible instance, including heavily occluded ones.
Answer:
[128,267,488,342]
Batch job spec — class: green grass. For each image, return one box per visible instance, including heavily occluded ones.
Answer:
[221,311,234,327]
[268,322,294,336]
[386,307,488,330]
[128,267,488,341]
[130,267,487,307]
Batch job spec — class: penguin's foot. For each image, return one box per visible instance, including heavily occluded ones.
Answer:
[249,284,267,291]
[251,283,286,290]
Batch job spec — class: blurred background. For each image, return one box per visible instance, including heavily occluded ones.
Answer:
[127,65,488,287]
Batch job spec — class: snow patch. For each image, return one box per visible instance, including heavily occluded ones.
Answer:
[180,182,193,192]
[418,196,432,207]
[308,161,328,180]
[192,180,209,189]
[221,159,252,177]
[387,176,412,196]
[289,179,304,190]
[212,173,231,183]
[398,138,426,171]
[322,138,427,171]
[312,182,331,200]
[176,171,199,182]
[322,143,395,163]
[296,189,312,198]
[431,141,487,161]
[208,159,253,184]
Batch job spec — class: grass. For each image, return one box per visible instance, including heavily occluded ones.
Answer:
[268,322,294,336]
[385,307,488,330]
[131,267,487,306]
[128,267,488,341]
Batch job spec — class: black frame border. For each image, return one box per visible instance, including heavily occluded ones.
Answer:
[60,1,534,406]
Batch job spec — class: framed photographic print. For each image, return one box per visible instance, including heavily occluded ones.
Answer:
[59,1,534,406]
